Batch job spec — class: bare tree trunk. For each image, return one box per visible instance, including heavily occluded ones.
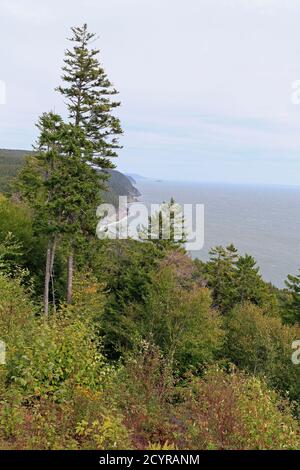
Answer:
[49,236,57,312]
[67,250,74,304]
[44,244,51,317]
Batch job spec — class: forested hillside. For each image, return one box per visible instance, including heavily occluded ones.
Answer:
[1,24,300,451]
[102,169,140,206]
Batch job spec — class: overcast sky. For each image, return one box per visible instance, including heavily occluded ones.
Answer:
[1,0,300,185]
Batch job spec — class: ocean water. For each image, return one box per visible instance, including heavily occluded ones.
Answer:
[136,179,300,288]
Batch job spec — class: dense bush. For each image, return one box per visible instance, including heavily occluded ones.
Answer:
[225,302,300,401]
[202,245,278,314]
[0,198,300,449]
[177,367,300,450]
[129,265,224,372]
[0,271,299,449]
[0,196,33,271]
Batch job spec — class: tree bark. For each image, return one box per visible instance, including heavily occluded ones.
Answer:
[44,244,51,317]
[67,251,74,304]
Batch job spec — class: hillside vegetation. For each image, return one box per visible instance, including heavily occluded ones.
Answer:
[1,24,300,451]
[0,149,32,193]
[0,149,139,205]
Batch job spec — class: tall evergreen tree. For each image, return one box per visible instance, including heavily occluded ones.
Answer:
[234,254,276,311]
[17,112,99,314]
[204,246,277,315]
[17,112,67,315]
[57,23,122,168]
[57,24,123,303]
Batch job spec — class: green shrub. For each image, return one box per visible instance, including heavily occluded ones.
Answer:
[6,315,106,402]
[130,266,224,372]
[113,342,176,448]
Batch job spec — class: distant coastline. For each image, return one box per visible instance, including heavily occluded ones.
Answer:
[135,178,300,287]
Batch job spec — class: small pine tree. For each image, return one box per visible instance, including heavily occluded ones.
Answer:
[17,112,66,315]
[142,198,186,252]
[235,254,264,304]
[57,24,123,303]
[284,270,300,324]
[17,112,100,314]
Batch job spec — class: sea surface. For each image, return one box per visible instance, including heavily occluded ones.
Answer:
[136,179,300,288]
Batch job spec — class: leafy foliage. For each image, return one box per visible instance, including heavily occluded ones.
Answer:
[178,367,300,450]
[225,302,300,401]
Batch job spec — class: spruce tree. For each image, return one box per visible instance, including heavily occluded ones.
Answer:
[234,254,275,310]
[57,24,123,303]
[206,244,238,313]
[57,23,122,169]
[17,112,98,314]
[142,198,186,251]
[284,270,300,323]
[18,25,122,309]
[17,112,67,315]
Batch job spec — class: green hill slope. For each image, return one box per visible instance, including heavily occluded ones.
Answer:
[0,149,140,204]
[0,149,32,193]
